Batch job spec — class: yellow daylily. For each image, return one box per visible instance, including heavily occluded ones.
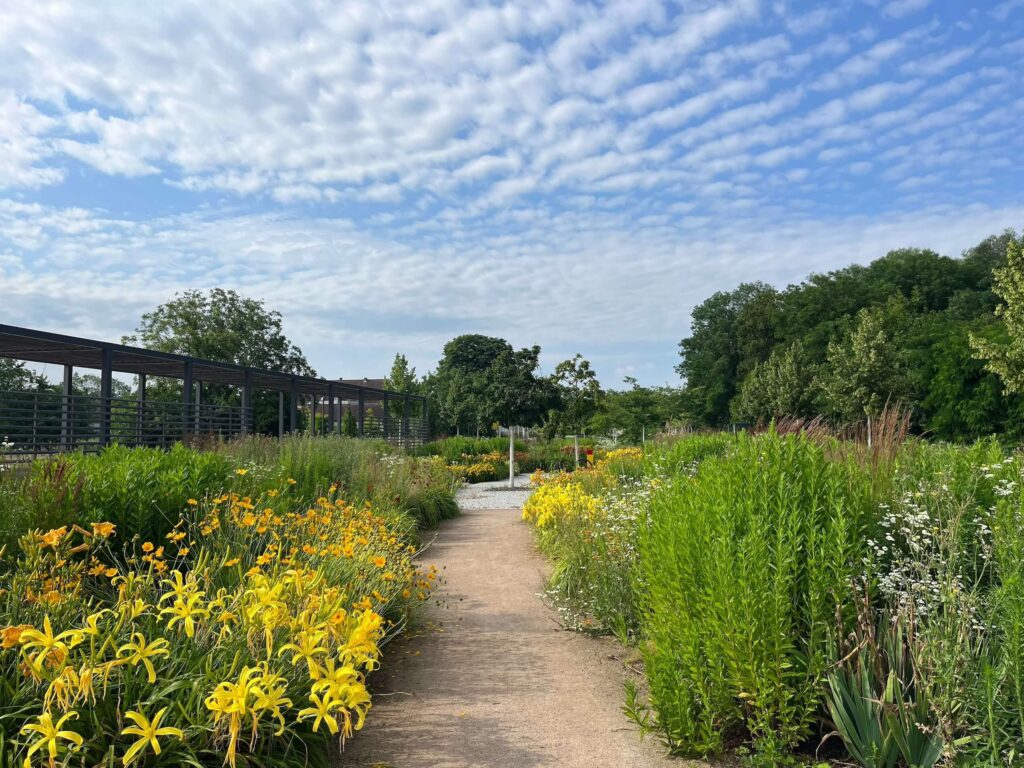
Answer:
[20,616,84,672]
[121,707,184,766]
[159,593,209,638]
[297,691,341,734]
[19,710,83,767]
[117,633,170,684]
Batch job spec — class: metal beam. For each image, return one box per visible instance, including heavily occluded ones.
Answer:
[289,377,298,433]
[358,389,365,437]
[99,346,113,446]
[182,359,193,439]
[136,374,147,445]
[241,370,252,435]
[60,364,73,449]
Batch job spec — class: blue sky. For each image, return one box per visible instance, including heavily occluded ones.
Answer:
[1,0,1022,387]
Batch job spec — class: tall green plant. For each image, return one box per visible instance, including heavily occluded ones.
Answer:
[637,432,875,760]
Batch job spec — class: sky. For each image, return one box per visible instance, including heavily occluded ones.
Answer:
[1,1,1023,388]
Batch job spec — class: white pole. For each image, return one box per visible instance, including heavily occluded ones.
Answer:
[509,425,515,489]
[573,434,579,466]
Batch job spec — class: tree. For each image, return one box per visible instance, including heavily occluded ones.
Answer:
[384,353,418,418]
[816,298,914,422]
[430,335,512,435]
[125,289,315,434]
[553,354,602,435]
[677,283,776,426]
[732,342,812,423]
[0,359,47,391]
[341,409,358,437]
[483,345,548,487]
[971,236,1024,393]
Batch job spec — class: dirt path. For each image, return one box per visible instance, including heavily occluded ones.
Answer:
[337,490,681,768]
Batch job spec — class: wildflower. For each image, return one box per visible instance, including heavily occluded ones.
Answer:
[205,666,261,768]
[19,710,83,766]
[371,556,386,569]
[121,707,184,766]
[117,633,171,683]
[187,498,198,506]
[235,468,248,476]
[141,542,155,554]
[252,672,292,735]
[223,557,241,568]
[91,522,116,538]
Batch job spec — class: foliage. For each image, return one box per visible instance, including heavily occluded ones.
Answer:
[971,235,1024,394]
[384,353,418,419]
[552,354,602,434]
[0,359,47,392]
[732,342,813,423]
[677,230,1024,440]
[676,282,777,426]
[123,289,315,434]
[816,298,914,421]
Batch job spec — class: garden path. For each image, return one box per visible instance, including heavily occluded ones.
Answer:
[336,479,681,768]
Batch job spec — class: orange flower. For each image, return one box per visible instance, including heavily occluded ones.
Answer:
[1,624,32,649]
[40,527,68,548]
[91,522,116,538]
[141,542,154,554]
[371,556,386,569]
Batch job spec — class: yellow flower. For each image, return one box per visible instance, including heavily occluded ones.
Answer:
[91,521,116,538]
[141,542,154,554]
[287,478,297,485]
[117,633,170,683]
[278,629,329,679]
[186,498,199,505]
[121,707,184,766]
[223,558,241,568]
[298,691,341,734]
[235,468,248,476]
[159,593,209,638]
[20,616,84,672]
[205,666,261,768]
[371,556,386,569]
[20,710,83,766]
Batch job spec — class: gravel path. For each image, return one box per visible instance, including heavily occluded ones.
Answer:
[337,484,682,768]
[454,475,534,510]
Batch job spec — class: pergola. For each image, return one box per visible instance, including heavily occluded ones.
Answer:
[0,323,428,455]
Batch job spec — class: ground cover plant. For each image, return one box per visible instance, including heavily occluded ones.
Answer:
[0,437,457,767]
[523,429,1024,766]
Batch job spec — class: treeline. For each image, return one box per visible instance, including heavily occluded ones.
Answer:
[387,338,681,443]
[678,229,1024,442]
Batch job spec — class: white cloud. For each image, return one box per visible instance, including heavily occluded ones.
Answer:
[882,0,932,20]
[0,1,1020,382]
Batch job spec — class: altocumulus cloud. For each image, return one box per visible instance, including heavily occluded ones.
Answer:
[0,0,1022,384]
